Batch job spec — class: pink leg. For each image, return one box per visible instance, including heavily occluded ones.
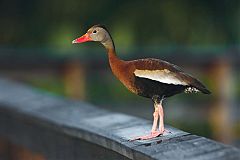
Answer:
[151,105,159,133]
[158,103,165,134]
[130,104,161,141]
[158,103,171,134]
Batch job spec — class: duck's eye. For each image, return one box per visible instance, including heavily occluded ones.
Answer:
[93,30,97,34]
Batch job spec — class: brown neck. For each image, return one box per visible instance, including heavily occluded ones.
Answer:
[107,48,121,68]
[101,38,122,64]
[101,39,125,77]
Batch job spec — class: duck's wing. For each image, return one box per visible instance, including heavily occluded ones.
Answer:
[131,58,211,94]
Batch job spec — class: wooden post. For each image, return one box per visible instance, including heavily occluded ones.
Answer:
[0,138,9,160]
[0,138,45,160]
[9,143,45,160]
[63,60,86,100]
[208,58,234,143]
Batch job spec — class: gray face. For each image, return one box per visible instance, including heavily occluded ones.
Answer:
[87,27,110,43]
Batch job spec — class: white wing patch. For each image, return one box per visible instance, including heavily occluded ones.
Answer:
[184,87,199,93]
[134,69,188,85]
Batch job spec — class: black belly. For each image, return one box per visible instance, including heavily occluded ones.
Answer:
[134,77,187,99]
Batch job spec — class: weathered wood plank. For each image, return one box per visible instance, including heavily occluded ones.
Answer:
[0,78,239,160]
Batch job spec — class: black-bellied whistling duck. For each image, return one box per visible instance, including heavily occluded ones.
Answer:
[72,24,211,140]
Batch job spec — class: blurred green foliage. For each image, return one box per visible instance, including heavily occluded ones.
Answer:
[0,0,239,48]
[27,77,65,96]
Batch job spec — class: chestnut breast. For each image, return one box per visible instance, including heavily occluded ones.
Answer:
[109,59,138,94]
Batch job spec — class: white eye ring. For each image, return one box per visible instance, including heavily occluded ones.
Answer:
[93,30,97,34]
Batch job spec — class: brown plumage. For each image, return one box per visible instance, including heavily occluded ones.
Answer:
[72,24,211,140]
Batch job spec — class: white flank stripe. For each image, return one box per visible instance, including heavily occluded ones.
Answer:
[134,69,188,85]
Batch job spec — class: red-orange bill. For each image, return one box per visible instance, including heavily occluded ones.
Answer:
[72,33,92,44]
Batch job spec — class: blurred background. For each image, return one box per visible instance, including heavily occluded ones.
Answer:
[0,0,239,151]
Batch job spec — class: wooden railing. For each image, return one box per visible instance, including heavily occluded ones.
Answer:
[0,78,239,160]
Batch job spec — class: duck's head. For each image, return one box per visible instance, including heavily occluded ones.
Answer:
[72,24,112,45]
